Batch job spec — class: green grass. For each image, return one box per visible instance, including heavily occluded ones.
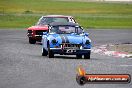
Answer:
[0,0,132,29]
[0,15,39,28]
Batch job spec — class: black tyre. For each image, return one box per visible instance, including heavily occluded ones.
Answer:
[84,51,91,59]
[48,44,54,58]
[29,38,36,44]
[42,48,48,56]
[76,54,82,59]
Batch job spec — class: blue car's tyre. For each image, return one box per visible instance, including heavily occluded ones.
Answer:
[48,50,54,58]
[42,48,48,56]
[84,51,91,59]
[76,54,82,59]
[48,45,54,58]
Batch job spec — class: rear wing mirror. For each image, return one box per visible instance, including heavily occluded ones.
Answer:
[84,33,89,36]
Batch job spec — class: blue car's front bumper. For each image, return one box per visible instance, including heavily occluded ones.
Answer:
[50,48,91,55]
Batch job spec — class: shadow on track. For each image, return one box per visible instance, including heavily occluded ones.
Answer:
[53,55,92,60]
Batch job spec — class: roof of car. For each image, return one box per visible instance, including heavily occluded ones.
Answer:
[42,15,73,18]
[50,22,79,26]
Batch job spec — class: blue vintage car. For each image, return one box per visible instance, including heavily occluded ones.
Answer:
[41,22,91,59]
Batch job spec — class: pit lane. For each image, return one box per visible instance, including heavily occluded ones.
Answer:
[0,29,132,88]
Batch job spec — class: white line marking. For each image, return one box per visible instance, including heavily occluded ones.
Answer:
[120,65,132,67]
[128,58,132,59]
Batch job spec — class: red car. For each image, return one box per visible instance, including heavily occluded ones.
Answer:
[27,15,77,44]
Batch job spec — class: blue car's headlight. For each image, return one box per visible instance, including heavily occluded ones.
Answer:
[85,40,90,45]
[51,39,58,45]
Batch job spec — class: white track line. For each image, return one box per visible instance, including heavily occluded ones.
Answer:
[119,65,132,67]
[128,58,132,59]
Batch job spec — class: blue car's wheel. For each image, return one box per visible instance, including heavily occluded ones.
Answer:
[76,54,82,59]
[48,44,54,58]
[42,48,48,56]
[84,51,91,59]
[48,49,54,58]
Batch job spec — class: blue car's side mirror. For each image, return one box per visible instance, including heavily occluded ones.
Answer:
[84,33,89,36]
[43,32,48,35]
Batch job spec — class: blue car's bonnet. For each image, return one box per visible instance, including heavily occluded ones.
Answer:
[47,33,89,44]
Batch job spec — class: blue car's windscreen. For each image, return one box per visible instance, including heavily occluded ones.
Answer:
[50,26,83,34]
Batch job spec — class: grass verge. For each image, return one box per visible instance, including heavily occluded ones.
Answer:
[0,0,132,29]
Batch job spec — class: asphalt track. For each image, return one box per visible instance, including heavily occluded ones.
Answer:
[0,29,132,88]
